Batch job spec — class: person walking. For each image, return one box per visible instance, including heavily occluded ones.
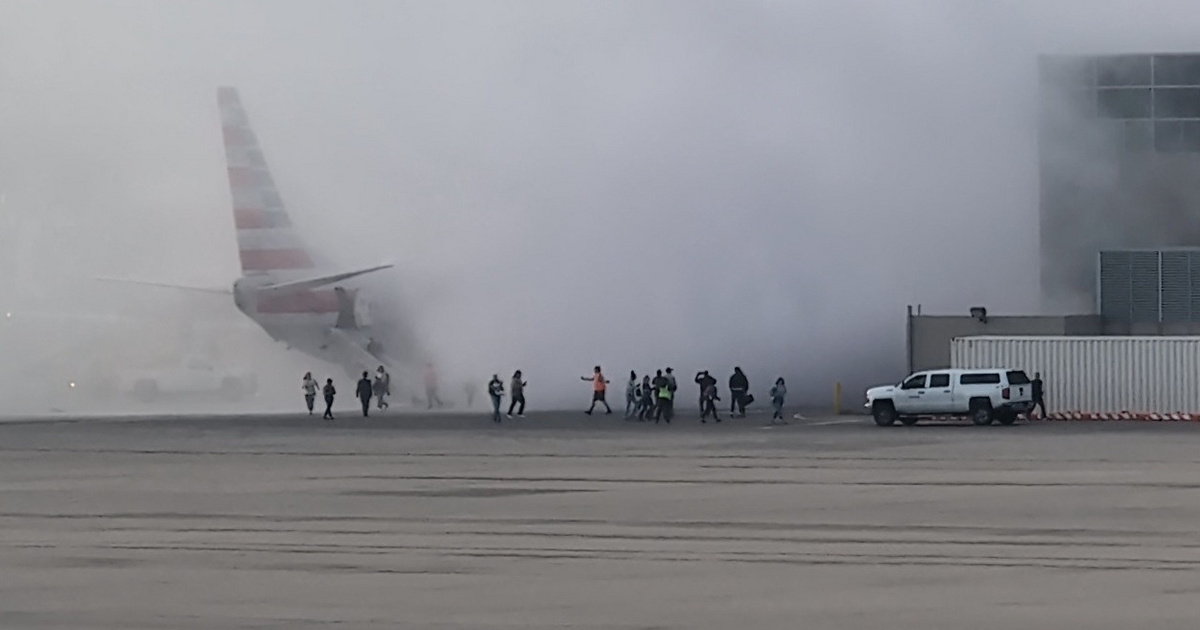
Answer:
[694,371,717,417]
[373,366,390,411]
[650,369,667,422]
[356,371,374,417]
[508,370,527,418]
[700,378,722,423]
[322,378,337,420]
[624,371,639,418]
[769,377,788,424]
[424,362,444,409]
[729,367,750,417]
[487,374,505,423]
[582,366,612,415]
[302,372,318,415]
[637,375,653,421]
[656,371,675,424]
[1031,372,1046,419]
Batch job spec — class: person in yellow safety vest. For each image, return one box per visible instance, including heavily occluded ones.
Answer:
[582,366,612,415]
[656,369,675,424]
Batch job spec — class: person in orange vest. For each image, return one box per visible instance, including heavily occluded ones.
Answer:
[582,365,612,415]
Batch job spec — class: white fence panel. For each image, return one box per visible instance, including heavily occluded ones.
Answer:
[951,336,1200,414]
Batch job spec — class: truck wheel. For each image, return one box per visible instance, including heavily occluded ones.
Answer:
[899,416,919,426]
[872,402,897,427]
[969,400,994,426]
[997,410,1017,425]
[133,379,158,403]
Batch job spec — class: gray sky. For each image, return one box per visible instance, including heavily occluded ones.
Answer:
[2,0,1199,408]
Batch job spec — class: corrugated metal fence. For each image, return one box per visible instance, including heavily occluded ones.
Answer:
[951,336,1200,414]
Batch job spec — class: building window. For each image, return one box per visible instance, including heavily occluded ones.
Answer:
[1155,121,1200,152]
[1097,88,1151,118]
[960,373,1001,385]
[1153,54,1200,86]
[1153,88,1200,118]
[1097,55,1152,87]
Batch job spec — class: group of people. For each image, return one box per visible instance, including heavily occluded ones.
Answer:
[486,370,528,422]
[612,366,789,425]
[301,366,391,420]
[303,363,791,425]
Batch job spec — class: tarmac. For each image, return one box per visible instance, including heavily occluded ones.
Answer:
[3,410,1200,629]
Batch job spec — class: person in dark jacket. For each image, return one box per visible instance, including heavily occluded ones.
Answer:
[373,366,390,411]
[695,371,717,416]
[356,371,373,417]
[1032,372,1045,418]
[651,369,668,422]
[508,370,527,418]
[322,378,337,420]
[729,367,749,417]
[637,375,653,421]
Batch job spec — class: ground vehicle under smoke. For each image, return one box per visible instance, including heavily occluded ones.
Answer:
[117,356,257,403]
[865,368,1033,426]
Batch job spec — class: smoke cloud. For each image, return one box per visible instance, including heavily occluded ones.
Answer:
[1,0,1198,414]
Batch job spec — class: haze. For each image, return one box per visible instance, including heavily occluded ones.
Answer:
[1,0,1198,413]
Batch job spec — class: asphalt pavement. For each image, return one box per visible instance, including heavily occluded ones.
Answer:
[2,411,1200,629]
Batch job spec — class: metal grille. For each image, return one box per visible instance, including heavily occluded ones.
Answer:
[1099,249,1200,322]
[1099,251,1133,321]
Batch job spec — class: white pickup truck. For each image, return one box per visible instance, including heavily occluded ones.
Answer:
[865,368,1033,427]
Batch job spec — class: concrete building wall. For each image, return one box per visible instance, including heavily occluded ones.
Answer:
[1100,320,1200,335]
[908,314,1103,373]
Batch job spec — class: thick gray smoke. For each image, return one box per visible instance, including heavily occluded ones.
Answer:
[1,0,1198,414]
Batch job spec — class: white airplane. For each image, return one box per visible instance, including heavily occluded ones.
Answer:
[100,87,405,377]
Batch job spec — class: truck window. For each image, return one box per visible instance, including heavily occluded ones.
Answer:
[929,374,950,388]
[1006,371,1031,385]
[901,374,927,390]
[959,373,1001,385]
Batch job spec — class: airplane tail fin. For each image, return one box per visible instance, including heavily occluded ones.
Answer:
[218,87,316,275]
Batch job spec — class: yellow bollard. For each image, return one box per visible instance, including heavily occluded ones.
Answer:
[833,381,842,415]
